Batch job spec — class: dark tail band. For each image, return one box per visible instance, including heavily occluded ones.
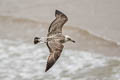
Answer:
[34,37,40,44]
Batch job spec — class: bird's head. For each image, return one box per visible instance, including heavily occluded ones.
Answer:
[65,35,75,43]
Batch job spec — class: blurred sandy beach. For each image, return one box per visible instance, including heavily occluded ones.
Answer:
[0,0,120,80]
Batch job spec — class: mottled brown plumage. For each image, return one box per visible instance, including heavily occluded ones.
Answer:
[45,10,68,72]
[45,39,64,72]
[47,10,68,36]
[34,10,75,72]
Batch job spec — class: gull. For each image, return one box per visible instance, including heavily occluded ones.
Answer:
[34,10,75,72]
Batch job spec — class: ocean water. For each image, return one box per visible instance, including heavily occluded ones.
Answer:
[0,15,120,80]
[0,39,120,80]
[0,0,120,79]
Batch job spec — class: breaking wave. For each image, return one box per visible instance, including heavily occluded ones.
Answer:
[0,39,120,80]
[0,15,120,46]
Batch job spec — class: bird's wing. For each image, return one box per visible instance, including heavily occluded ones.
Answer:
[48,10,68,36]
[45,40,64,72]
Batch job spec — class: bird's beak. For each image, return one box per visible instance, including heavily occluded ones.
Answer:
[70,39,75,43]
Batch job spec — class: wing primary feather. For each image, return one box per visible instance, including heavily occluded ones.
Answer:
[55,10,64,17]
[45,53,56,72]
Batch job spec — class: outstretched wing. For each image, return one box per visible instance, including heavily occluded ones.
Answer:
[48,10,68,36]
[45,40,64,72]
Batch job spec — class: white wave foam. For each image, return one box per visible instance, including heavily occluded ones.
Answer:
[0,39,120,80]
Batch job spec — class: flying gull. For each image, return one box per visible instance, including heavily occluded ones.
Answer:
[34,10,75,72]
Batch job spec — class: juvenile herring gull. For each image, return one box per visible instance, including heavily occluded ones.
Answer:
[34,10,75,72]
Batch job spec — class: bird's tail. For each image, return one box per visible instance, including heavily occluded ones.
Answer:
[34,37,40,44]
